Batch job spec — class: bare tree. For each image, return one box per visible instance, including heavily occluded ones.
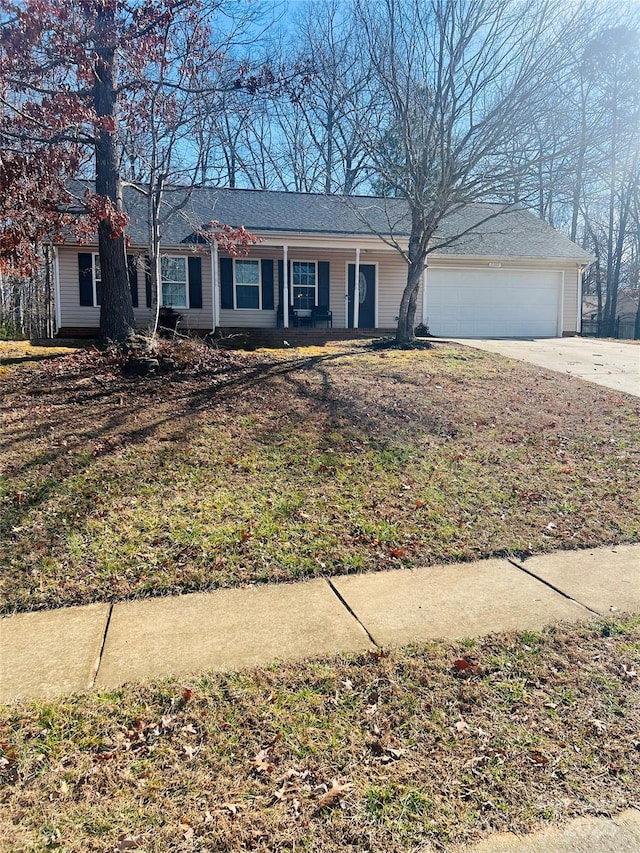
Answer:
[351,0,590,343]
[580,26,640,336]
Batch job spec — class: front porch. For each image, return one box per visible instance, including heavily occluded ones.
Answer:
[211,326,396,349]
[56,325,396,347]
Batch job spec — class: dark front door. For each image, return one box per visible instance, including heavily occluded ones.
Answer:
[348,263,376,328]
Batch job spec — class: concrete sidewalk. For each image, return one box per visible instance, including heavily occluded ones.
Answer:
[1,543,638,704]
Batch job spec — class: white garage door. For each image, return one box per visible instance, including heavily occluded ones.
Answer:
[426,268,562,338]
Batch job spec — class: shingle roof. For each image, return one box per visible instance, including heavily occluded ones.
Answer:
[68,181,593,262]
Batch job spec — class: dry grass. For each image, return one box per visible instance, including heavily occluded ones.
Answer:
[1,338,639,613]
[0,617,638,852]
[0,340,82,379]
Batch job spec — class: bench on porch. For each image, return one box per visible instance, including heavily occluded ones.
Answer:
[311,305,332,328]
[276,304,333,328]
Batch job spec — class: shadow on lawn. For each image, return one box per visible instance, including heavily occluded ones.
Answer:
[0,350,372,531]
[1,346,458,553]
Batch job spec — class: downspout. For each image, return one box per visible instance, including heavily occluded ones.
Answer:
[559,270,565,337]
[353,247,360,329]
[283,245,289,328]
[577,265,584,335]
[53,246,62,333]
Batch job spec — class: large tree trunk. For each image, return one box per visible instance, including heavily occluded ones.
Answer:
[396,260,424,343]
[93,6,135,344]
[396,214,428,344]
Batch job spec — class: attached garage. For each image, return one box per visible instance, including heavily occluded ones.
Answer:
[425,267,563,338]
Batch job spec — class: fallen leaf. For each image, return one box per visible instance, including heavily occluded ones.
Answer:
[179,819,194,840]
[117,835,142,851]
[390,548,405,558]
[454,658,476,672]
[528,750,549,766]
[316,780,353,811]
[253,747,276,774]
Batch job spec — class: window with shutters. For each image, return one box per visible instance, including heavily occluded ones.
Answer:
[161,256,188,308]
[92,253,102,306]
[291,261,317,310]
[234,259,261,309]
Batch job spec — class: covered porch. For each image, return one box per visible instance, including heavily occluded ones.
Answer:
[211,234,414,334]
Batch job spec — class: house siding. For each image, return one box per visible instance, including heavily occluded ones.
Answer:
[220,246,408,329]
[57,246,215,332]
[56,244,582,336]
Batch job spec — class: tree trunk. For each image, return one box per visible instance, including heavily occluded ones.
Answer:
[93,6,135,344]
[396,259,425,343]
[396,212,428,344]
[147,182,163,337]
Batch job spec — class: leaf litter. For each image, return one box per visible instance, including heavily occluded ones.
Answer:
[0,617,638,852]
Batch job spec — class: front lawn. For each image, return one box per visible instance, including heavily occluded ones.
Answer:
[0,618,638,852]
[1,339,639,613]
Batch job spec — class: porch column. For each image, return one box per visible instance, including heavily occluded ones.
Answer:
[53,246,62,332]
[422,263,428,325]
[344,264,349,329]
[282,244,289,328]
[353,247,361,329]
[211,240,219,329]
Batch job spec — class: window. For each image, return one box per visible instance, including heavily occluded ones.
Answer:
[93,253,102,306]
[292,261,317,310]
[234,259,261,309]
[161,256,188,308]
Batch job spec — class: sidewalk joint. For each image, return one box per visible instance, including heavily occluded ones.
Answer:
[91,602,114,688]
[326,579,380,648]
[507,557,601,615]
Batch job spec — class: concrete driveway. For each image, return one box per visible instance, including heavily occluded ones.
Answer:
[450,337,640,397]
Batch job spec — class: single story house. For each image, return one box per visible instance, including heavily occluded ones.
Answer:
[54,185,593,339]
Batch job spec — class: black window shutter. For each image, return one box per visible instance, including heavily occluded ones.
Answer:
[318,261,330,307]
[277,260,293,302]
[188,256,203,309]
[261,259,274,310]
[220,257,234,309]
[277,259,284,307]
[145,255,152,307]
[78,253,93,306]
[127,255,138,308]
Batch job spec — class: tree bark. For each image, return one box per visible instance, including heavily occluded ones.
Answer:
[93,6,135,344]
[396,208,428,343]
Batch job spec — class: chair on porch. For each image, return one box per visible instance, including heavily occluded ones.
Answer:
[311,305,333,328]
